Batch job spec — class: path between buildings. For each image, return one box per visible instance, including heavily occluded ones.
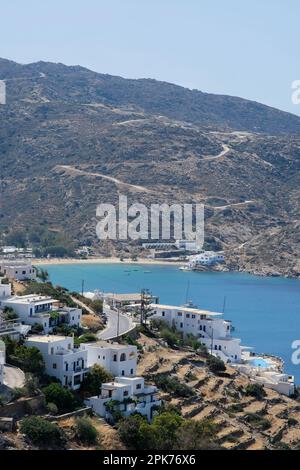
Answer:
[3,365,25,389]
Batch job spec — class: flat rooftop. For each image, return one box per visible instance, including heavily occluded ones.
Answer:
[105,293,142,301]
[26,335,69,343]
[5,294,55,305]
[0,261,34,267]
[150,303,222,316]
[85,340,133,349]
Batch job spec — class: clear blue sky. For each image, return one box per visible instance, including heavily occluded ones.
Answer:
[1,0,300,115]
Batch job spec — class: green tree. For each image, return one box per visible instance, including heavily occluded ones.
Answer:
[43,383,77,412]
[117,414,149,449]
[150,412,183,449]
[81,365,112,396]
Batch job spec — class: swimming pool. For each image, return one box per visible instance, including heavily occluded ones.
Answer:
[249,358,270,368]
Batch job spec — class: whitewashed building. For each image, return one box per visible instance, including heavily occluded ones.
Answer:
[1,295,55,333]
[0,340,5,385]
[0,295,82,334]
[85,376,161,422]
[187,252,225,267]
[80,341,137,377]
[25,335,88,390]
[0,262,36,280]
[150,304,242,363]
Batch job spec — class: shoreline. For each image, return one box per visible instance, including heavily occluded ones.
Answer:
[34,257,186,266]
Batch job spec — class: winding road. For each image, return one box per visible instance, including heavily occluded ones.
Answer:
[98,305,134,340]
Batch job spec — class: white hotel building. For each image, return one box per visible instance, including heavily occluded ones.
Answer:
[25,335,138,390]
[150,304,242,363]
[1,294,82,334]
[80,341,137,377]
[25,335,88,390]
[85,376,161,422]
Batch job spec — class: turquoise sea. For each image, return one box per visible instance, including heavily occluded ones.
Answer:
[41,263,300,383]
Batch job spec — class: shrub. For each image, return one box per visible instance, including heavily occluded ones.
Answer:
[161,328,180,347]
[244,413,271,430]
[20,416,65,447]
[75,417,98,444]
[46,402,58,415]
[227,403,244,413]
[175,419,219,450]
[75,333,98,345]
[154,375,195,398]
[8,345,45,376]
[207,355,226,373]
[43,383,78,412]
[245,383,266,400]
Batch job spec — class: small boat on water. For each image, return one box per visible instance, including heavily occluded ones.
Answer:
[181,300,198,309]
[144,270,151,273]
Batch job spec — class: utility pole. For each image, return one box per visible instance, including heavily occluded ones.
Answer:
[116,308,120,339]
[81,279,84,296]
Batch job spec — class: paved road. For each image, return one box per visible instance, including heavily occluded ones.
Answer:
[98,306,134,340]
[3,365,25,388]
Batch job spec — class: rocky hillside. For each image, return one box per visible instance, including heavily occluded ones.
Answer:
[0,58,299,276]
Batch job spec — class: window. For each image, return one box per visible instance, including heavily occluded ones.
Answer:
[186,314,190,318]
[121,370,125,376]
[130,368,133,375]
[177,312,182,317]
[136,383,142,389]
[51,347,54,355]
[162,311,165,317]
[113,354,117,362]
[53,363,57,369]
[123,390,129,396]
[192,314,196,319]
[120,353,126,362]
[180,322,183,328]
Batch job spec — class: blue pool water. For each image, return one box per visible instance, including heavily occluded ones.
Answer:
[40,263,300,383]
[248,358,270,368]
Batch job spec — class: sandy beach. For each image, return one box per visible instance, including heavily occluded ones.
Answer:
[34,257,185,266]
